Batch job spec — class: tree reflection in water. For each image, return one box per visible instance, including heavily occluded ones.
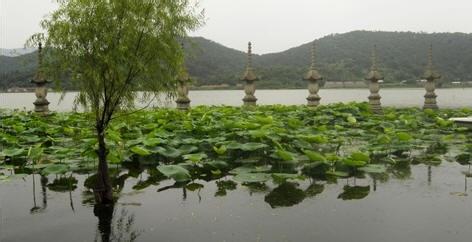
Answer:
[94,204,141,242]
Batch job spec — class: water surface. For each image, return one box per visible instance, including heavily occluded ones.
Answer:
[1,162,472,242]
[1,88,472,111]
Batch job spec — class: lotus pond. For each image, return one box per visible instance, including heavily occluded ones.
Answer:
[2,103,472,242]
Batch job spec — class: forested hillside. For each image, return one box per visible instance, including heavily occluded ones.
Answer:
[2,31,472,90]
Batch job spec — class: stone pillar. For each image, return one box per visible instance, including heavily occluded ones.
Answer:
[365,45,383,114]
[176,79,190,110]
[241,42,258,106]
[423,44,441,110]
[175,47,191,110]
[304,41,322,107]
[32,42,50,114]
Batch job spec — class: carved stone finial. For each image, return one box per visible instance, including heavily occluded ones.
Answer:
[311,41,316,70]
[241,41,258,106]
[371,44,377,71]
[423,44,441,110]
[32,42,50,114]
[428,44,433,70]
[176,42,191,110]
[38,42,43,67]
[304,40,323,106]
[248,42,252,69]
[365,45,383,114]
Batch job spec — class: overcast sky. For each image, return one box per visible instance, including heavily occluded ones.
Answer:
[1,0,471,54]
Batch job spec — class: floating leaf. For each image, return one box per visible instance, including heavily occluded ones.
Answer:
[204,160,229,170]
[347,116,357,124]
[229,166,271,174]
[143,137,164,147]
[275,149,295,161]
[343,158,367,167]
[240,143,268,151]
[157,165,191,182]
[176,145,198,155]
[350,152,370,162]
[153,147,181,158]
[233,173,271,183]
[303,150,326,162]
[131,146,151,156]
[298,135,328,143]
[41,164,70,176]
[359,164,387,174]
[396,132,413,142]
[183,153,207,163]
[1,148,25,157]
[213,145,227,155]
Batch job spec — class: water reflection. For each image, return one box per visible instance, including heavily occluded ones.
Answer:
[31,174,48,214]
[94,205,141,242]
[215,180,237,197]
[338,186,371,200]
[305,182,324,197]
[265,183,306,208]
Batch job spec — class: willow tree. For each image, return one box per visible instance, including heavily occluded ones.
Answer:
[29,0,203,204]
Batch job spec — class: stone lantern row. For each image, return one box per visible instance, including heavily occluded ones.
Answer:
[235,41,441,112]
[32,42,441,113]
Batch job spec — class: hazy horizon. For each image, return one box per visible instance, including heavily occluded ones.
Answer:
[1,0,472,54]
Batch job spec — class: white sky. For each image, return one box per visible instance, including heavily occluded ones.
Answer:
[1,0,471,54]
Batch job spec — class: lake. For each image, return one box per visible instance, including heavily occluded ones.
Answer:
[2,89,472,242]
[1,88,472,111]
[1,162,472,242]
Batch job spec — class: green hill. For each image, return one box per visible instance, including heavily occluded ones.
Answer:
[2,31,472,90]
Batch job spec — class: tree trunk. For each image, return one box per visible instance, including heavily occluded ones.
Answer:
[94,129,114,204]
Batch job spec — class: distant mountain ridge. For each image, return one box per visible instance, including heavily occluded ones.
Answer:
[0,48,36,57]
[2,31,472,90]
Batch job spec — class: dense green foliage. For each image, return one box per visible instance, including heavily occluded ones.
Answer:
[27,0,203,203]
[3,31,472,90]
[2,103,472,187]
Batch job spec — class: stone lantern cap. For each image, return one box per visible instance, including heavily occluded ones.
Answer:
[304,69,322,81]
[241,42,258,82]
[304,41,323,81]
[365,45,384,81]
[422,44,441,80]
[366,70,384,81]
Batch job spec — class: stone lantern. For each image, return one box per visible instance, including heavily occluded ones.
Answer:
[241,42,258,106]
[365,45,383,114]
[304,41,322,107]
[31,42,50,113]
[423,44,441,110]
[175,48,191,110]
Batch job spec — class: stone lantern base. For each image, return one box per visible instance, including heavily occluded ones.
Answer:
[34,98,50,113]
[306,95,320,107]
[368,94,383,114]
[423,93,438,110]
[243,95,257,106]
[176,97,191,110]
